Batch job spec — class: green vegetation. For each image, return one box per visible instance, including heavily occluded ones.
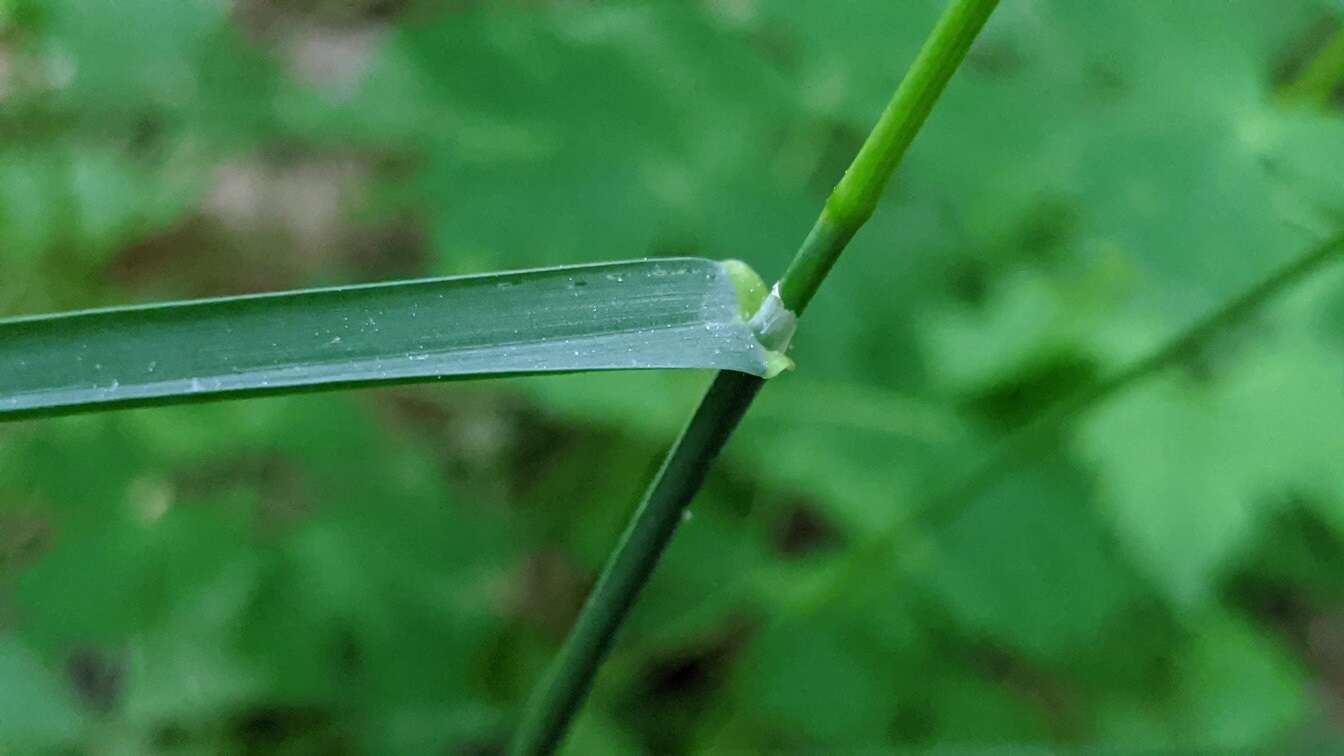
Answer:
[512,2,997,753]
[3,1,1344,754]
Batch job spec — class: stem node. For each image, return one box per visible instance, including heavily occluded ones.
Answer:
[509,3,1001,753]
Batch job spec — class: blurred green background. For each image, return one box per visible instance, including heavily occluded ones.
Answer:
[3,1,1344,753]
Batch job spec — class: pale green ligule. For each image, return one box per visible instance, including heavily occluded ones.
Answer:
[719,258,768,319]
[719,259,797,379]
[761,350,795,380]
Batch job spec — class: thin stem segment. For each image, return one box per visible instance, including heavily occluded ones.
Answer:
[509,370,762,755]
[778,0,999,314]
[509,2,999,753]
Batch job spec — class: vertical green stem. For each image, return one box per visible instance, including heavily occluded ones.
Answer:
[509,371,762,756]
[509,2,999,753]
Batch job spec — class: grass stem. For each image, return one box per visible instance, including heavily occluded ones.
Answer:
[508,2,999,753]
[508,370,762,755]
[778,0,1000,314]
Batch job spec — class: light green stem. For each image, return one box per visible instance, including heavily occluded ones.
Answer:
[508,2,999,754]
[778,0,999,314]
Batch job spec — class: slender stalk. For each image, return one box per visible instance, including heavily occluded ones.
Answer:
[509,370,762,754]
[508,2,999,754]
[801,231,1344,617]
[778,0,999,314]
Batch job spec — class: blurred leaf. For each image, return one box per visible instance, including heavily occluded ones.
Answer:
[7,394,518,750]
[361,4,802,274]
[0,636,85,749]
[1080,328,1344,608]
[925,673,1050,749]
[921,462,1136,659]
[39,0,283,136]
[121,562,267,727]
[735,618,895,745]
[1174,615,1310,749]
[0,144,199,273]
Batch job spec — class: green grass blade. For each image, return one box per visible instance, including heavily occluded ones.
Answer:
[0,258,771,421]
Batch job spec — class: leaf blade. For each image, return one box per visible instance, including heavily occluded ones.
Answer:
[0,258,770,420]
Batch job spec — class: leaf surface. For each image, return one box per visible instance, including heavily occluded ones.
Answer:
[0,258,770,420]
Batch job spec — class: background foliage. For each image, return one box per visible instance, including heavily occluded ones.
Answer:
[3,1,1344,753]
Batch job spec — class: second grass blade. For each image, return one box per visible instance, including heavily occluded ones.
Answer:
[0,258,773,421]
